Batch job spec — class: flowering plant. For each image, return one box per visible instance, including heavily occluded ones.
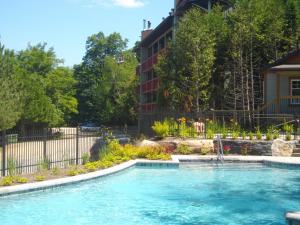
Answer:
[223,145,231,155]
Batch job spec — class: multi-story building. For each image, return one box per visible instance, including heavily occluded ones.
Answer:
[137,0,231,114]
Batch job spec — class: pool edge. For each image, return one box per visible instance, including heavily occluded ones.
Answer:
[1,155,300,196]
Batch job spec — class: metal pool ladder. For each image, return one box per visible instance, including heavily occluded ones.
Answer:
[216,135,224,164]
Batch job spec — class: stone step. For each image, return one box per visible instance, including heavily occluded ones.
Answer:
[296,144,300,148]
[292,153,300,157]
[293,148,300,154]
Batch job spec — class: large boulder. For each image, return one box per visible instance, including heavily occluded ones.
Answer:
[271,139,294,157]
[138,140,161,147]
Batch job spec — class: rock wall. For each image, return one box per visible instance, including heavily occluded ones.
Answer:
[213,139,297,156]
[213,139,273,156]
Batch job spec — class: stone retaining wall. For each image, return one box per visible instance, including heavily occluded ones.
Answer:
[213,140,273,156]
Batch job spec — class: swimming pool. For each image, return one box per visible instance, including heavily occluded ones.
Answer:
[0,163,299,225]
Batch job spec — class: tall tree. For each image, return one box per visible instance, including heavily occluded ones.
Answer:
[0,43,22,130]
[75,32,137,125]
[17,43,77,126]
[156,8,216,112]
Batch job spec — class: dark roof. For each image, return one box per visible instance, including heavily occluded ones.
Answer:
[140,16,174,47]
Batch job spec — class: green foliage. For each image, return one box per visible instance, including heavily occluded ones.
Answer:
[283,123,294,133]
[15,177,28,184]
[267,125,280,139]
[249,132,254,140]
[178,120,190,138]
[85,139,172,172]
[176,144,193,155]
[200,148,211,155]
[34,175,46,182]
[0,42,78,128]
[283,123,294,141]
[241,131,247,140]
[256,129,262,140]
[1,176,14,186]
[232,131,239,140]
[75,32,137,125]
[152,121,169,138]
[82,153,90,165]
[206,129,214,139]
[266,133,272,141]
[0,44,22,131]
[67,168,79,176]
[221,128,227,139]
[155,8,216,111]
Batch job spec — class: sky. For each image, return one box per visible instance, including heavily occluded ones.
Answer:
[0,0,174,67]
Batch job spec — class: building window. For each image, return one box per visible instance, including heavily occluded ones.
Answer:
[148,47,152,58]
[159,37,165,50]
[153,42,158,54]
[291,79,300,105]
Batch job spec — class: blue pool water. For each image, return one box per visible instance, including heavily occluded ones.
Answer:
[1,163,300,225]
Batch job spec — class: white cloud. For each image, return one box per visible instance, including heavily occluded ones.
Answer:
[112,0,145,8]
[68,0,146,8]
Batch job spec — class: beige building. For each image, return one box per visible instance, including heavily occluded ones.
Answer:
[262,50,300,115]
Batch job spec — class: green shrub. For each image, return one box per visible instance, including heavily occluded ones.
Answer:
[82,153,90,165]
[283,123,294,133]
[84,163,97,172]
[176,144,193,155]
[283,123,294,141]
[178,123,189,138]
[1,176,14,186]
[206,129,214,139]
[266,133,272,141]
[249,132,254,140]
[232,131,239,140]
[67,169,79,176]
[152,121,169,138]
[34,175,46,182]
[256,129,262,140]
[200,148,211,155]
[15,177,28,184]
[241,131,247,140]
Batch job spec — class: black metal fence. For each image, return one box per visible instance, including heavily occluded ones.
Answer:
[0,127,105,177]
[139,110,300,138]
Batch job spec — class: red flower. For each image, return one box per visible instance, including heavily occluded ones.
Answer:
[223,145,231,152]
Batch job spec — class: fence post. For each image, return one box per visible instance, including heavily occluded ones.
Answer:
[76,126,79,165]
[2,130,6,177]
[43,128,47,163]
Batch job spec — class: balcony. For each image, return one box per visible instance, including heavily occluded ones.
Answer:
[140,103,157,113]
[140,78,159,94]
[141,49,166,73]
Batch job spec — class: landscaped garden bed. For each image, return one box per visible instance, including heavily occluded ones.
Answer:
[0,140,172,187]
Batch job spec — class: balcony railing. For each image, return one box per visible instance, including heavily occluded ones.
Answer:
[141,49,166,73]
[139,78,159,94]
